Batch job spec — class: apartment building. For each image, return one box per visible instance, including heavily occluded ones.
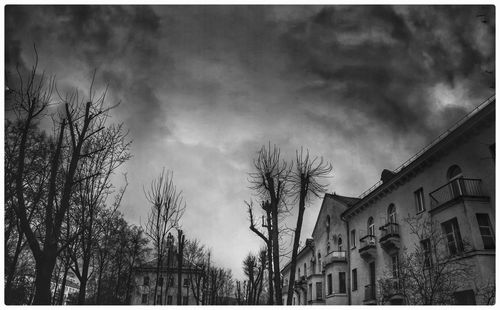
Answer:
[282,95,495,305]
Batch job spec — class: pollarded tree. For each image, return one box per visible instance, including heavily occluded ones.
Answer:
[144,169,186,305]
[249,143,292,305]
[286,148,332,305]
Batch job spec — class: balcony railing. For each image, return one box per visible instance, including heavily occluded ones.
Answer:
[429,178,486,209]
[359,235,376,250]
[364,284,376,302]
[380,222,399,239]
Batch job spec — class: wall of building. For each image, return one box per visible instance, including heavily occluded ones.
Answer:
[131,270,198,305]
[312,195,350,305]
[347,114,495,305]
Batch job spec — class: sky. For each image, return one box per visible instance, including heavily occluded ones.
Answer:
[5,5,495,280]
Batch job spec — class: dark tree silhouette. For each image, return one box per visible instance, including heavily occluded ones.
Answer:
[144,169,186,305]
[286,148,332,305]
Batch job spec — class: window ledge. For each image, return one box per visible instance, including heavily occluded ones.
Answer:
[416,209,426,215]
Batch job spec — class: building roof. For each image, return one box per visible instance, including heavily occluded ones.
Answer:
[281,240,314,273]
[342,94,495,219]
[327,193,360,206]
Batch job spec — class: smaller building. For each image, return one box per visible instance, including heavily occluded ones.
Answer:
[131,252,203,305]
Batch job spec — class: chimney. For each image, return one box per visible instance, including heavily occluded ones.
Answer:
[381,169,396,183]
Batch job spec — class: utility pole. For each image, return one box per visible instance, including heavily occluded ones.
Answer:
[177,230,185,305]
[163,233,173,305]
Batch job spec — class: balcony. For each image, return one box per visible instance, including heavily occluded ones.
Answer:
[429,178,489,212]
[323,251,347,267]
[384,279,404,305]
[294,275,307,288]
[379,223,400,254]
[363,284,377,305]
[359,235,377,261]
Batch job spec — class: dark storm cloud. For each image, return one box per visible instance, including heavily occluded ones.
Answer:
[5,5,170,142]
[280,5,494,138]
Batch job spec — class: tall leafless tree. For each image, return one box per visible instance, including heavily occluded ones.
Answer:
[144,169,186,305]
[9,50,126,304]
[286,148,332,304]
[249,143,292,305]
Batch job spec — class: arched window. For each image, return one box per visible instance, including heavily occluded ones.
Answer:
[317,252,322,273]
[447,165,463,181]
[368,217,375,236]
[388,204,396,223]
[298,267,301,277]
[338,235,343,251]
[447,165,464,197]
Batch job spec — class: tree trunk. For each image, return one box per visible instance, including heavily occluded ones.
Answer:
[77,258,90,305]
[271,205,282,305]
[33,251,57,305]
[286,185,306,305]
[265,211,274,305]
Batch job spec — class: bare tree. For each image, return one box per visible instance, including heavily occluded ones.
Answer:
[70,122,131,304]
[377,214,474,305]
[144,169,186,305]
[246,200,274,304]
[184,239,207,305]
[286,148,332,304]
[8,50,126,304]
[249,143,292,305]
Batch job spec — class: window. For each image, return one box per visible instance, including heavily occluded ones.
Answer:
[453,290,476,305]
[368,217,375,236]
[338,235,343,251]
[304,263,307,277]
[298,268,301,277]
[351,230,356,248]
[391,255,399,278]
[183,278,189,287]
[156,295,162,304]
[159,277,163,286]
[326,216,331,235]
[489,143,495,162]
[316,282,322,300]
[327,274,333,295]
[442,218,463,256]
[421,238,432,268]
[308,283,312,301]
[339,272,346,293]
[476,213,495,249]
[388,204,396,223]
[167,296,173,305]
[141,294,148,304]
[414,188,425,213]
[183,296,188,305]
[293,297,296,305]
[317,253,322,273]
[143,276,150,286]
[352,269,358,291]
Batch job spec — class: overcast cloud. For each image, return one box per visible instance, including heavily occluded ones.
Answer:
[5,5,495,279]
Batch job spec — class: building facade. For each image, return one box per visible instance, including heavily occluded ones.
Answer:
[130,256,203,305]
[282,96,495,305]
